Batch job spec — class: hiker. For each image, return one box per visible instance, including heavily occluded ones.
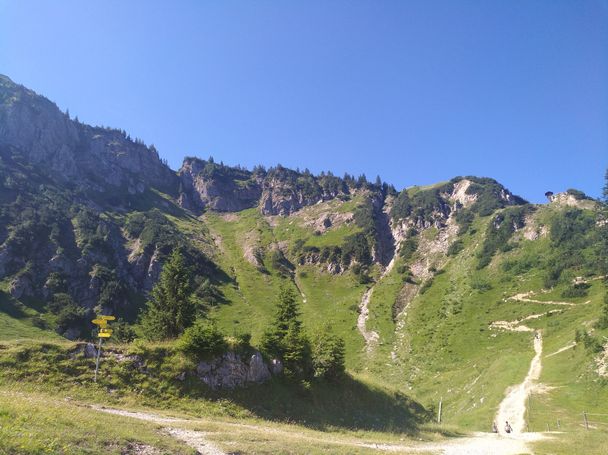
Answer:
[505,421,512,434]
[492,421,498,433]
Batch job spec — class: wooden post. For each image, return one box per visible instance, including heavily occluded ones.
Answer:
[546,423,550,432]
[557,419,560,429]
[94,337,103,383]
[583,411,589,430]
[437,397,443,424]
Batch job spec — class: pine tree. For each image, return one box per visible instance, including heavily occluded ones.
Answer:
[260,287,311,379]
[141,249,196,340]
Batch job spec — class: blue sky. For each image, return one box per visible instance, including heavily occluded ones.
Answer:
[1,1,606,202]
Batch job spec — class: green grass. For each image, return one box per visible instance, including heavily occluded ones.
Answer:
[0,291,62,341]
[384,206,608,437]
[0,385,194,455]
[204,197,371,371]
[0,340,431,434]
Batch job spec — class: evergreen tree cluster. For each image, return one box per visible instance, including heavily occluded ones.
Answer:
[260,287,345,382]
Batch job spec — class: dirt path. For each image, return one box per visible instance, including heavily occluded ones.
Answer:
[92,406,225,455]
[93,404,549,454]
[508,290,589,306]
[546,342,576,358]
[495,333,543,434]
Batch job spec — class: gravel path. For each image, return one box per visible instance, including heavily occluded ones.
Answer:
[92,406,225,455]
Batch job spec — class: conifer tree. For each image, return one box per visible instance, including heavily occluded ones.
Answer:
[260,287,311,379]
[141,249,195,339]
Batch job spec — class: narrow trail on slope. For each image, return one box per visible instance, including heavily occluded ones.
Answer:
[495,332,543,434]
[507,290,589,306]
[545,342,576,358]
[490,307,548,436]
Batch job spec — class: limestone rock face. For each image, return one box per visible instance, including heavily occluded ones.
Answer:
[195,350,273,389]
[178,157,261,213]
[177,158,350,216]
[259,170,347,216]
[0,75,178,195]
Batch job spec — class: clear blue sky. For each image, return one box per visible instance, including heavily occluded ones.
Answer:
[1,1,606,202]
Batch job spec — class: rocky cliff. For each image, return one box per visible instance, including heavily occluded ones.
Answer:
[0,75,177,195]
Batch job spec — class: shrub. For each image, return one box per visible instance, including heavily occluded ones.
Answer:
[477,206,532,269]
[391,190,412,221]
[419,278,434,294]
[561,282,590,298]
[226,331,252,353]
[112,319,137,343]
[342,232,372,266]
[455,209,475,234]
[56,303,88,337]
[595,293,608,329]
[311,328,346,381]
[399,237,418,261]
[177,320,227,361]
[447,239,464,256]
[471,277,493,292]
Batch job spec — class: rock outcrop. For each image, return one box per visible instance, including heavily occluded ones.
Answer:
[178,157,261,213]
[195,351,273,389]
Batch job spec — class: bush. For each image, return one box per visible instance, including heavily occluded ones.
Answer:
[399,237,418,261]
[311,329,345,381]
[419,278,434,294]
[391,190,412,221]
[56,303,88,337]
[477,206,532,269]
[112,319,137,343]
[455,209,475,234]
[226,331,252,353]
[595,293,608,329]
[447,239,464,257]
[177,320,227,361]
[342,232,372,266]
[471,277,493,292]
[561,282,590,298]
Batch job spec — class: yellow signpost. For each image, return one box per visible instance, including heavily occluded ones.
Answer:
[92,315,114,382]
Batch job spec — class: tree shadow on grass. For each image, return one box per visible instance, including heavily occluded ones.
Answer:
[210,375,431,434]
[0,291,27,318]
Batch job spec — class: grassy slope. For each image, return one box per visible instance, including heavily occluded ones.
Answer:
[204,197,370,369]
[372,204,608,451]
[0,338,438,454]
[1,191,607,453]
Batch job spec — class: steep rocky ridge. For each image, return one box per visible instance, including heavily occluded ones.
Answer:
[0,75,177,195]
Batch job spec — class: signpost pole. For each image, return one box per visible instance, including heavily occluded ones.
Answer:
[92,315,114,383]
[94,336,103,383]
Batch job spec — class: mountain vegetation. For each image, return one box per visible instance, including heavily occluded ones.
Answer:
[0,74,607,454]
